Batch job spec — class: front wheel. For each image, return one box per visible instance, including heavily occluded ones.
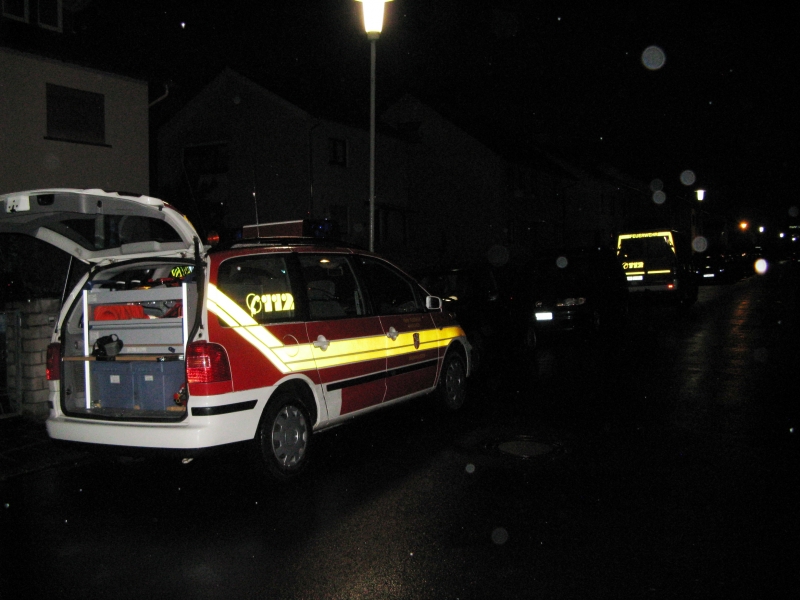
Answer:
[254,392,313,481]
[436,351,467,411]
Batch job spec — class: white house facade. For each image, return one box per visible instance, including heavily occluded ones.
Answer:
[0,47,149,195]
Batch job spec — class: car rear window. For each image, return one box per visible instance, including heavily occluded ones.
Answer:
[298,254,366,320]
[216,255,296,324]
[59,215,183,251]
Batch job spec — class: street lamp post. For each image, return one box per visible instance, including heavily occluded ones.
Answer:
[356,0,391,252]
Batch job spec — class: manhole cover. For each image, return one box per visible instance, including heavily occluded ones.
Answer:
[496,437,554,459]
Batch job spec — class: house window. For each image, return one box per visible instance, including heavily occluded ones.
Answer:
[183,142,229,175]
[37,0,61,32]
[182,142,230,229]
[328,138,347,166]
[2,0,29,22]
[2,1,62,31]
[374,205,407,248]
[46,84,106,146]
[329,204,349,235]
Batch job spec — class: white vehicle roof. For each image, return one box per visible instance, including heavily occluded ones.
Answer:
[0,189,199,264]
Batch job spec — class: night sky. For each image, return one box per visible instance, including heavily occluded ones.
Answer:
[29,1,798,227]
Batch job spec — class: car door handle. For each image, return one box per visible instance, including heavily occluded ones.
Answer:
[313,335,330,351]
[386,326,399,341]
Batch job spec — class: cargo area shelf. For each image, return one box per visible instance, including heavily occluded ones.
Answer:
[63,354,183,362]
[76,284,190,411]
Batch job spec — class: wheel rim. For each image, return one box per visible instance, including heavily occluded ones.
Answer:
[444,357,466,409]
[270,404,308,469]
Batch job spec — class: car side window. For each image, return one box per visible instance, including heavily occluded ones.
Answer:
[298,254,366,320]
[216,255,297,324]
[356,256,422,315]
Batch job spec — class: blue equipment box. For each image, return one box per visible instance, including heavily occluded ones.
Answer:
[132,361,185,411]
[89,360,185,411]
[90,361,135,409]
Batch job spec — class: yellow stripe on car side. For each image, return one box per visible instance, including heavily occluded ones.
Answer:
[207,284,294,374]
[207,284,465,373]
[310,335,388,369]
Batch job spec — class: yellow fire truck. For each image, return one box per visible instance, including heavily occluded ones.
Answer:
[616,230,698,307]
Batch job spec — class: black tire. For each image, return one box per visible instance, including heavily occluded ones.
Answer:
[254,392,313,481]
[436,351,467,411]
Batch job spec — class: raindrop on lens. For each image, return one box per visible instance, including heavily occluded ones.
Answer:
[492,527,509,545]
[653,191,666,205]
[556,256,569,269]
[641,45,666,70]
[680,170,696,186]
[650,179,664,192]
[789,206,799,218]
[692,236,708,253]
[465,463,475,474]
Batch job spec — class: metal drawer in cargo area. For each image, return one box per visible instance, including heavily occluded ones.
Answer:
[90,360,185,411]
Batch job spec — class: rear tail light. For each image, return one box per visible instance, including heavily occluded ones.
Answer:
[46,343,61,381]
[186,341,232,383]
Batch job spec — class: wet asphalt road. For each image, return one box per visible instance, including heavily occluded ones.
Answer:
[1,263,798,599]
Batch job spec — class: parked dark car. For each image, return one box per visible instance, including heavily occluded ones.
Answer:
[415,263,518,371]
[695,249,741,284]
[515,247,629,350]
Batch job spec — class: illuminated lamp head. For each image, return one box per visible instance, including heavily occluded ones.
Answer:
[206,230,221,247]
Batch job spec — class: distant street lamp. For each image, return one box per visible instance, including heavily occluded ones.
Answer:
[695,189,705,201]
[356,0,392,252]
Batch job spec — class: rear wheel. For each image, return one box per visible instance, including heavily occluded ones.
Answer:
[254,392,313,481]
[436,351,467,411]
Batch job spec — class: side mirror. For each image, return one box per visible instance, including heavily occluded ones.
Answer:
[425,296,442,310]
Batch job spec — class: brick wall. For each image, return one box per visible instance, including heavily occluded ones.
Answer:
[2,298,60,420]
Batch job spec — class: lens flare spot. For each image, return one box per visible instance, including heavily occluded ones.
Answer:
[754,258,768,274]
[653,191,667,205]
[488,244,510,267]
[556,256,569,269]
[692,236,708,253]
[650,179,664,192]
[680,170,696,186]
[492,527,509,545]
[642,45,666,70]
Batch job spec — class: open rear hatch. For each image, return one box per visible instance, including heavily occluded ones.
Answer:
[1,189,202,421]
